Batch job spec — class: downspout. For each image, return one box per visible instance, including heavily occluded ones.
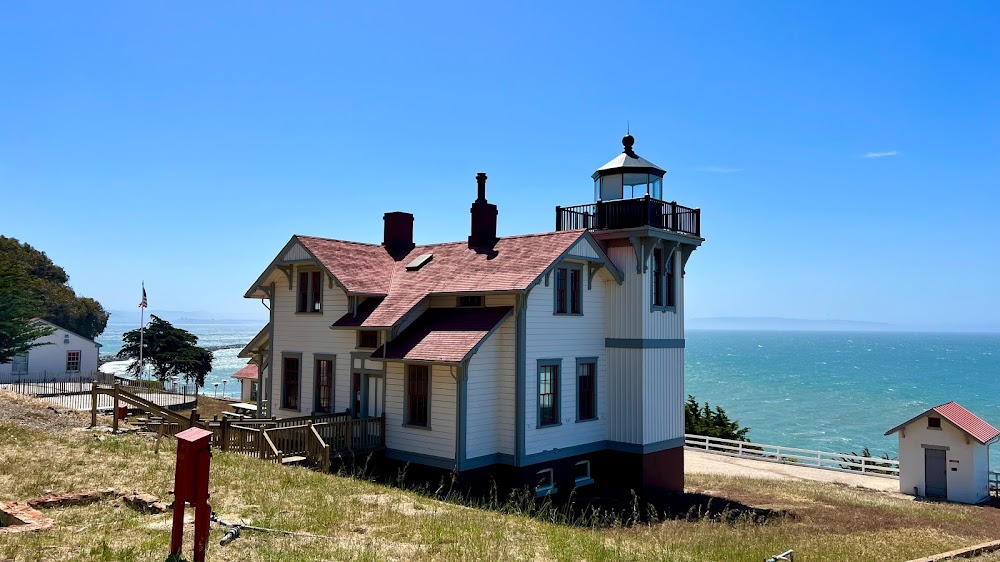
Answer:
[514,292,527,467]
[452,363,466,472]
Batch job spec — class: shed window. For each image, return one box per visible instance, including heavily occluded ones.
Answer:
[406,365,429,427]
[297,271,323,313]
[66,351,81,373]
[12,353,27,375]
[928,417,942,429]
[282,356,300,410]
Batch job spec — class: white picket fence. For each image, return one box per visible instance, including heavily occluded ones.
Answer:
[684,434,899,478]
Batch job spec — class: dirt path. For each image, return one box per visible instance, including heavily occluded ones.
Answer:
[685,449,902,493]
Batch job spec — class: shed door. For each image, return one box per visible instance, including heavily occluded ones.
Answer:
[924,448,948,498]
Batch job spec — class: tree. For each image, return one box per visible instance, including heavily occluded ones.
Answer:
[0,260,54,363]
[0,237,109,340]
[116,315,213,387]
[685,395,750,441]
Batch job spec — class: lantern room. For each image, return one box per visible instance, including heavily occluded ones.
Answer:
[592,134,665,201]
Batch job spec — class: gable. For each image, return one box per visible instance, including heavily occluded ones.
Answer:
[282,241,311,262]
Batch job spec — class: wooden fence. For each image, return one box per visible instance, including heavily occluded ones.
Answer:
[684,434,900,478]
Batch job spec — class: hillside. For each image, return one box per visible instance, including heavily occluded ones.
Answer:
[1,391,998,561]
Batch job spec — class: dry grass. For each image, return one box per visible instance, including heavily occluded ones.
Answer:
[185,395,239,421]
[2,390,999,561]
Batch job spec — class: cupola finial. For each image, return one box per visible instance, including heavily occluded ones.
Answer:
[622,132,636,157]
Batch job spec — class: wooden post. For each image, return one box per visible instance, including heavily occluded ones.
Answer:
[347,417,353,452]
[189,408,199,430]
[90,379,98,428]
[221,417,230,452]
[155,420,164,454]
[671,201,678,231]
[112,383,120,433]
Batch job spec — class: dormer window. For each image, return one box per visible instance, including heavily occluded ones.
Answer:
[358,330,379,349]
[297,270,322,313]
[928,417,942,429]
[554,265,582,315]
[457,295,484,308]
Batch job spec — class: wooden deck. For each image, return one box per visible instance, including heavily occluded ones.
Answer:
[90,383,385,472]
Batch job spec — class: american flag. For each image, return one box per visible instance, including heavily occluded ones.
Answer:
[139,284,147,308]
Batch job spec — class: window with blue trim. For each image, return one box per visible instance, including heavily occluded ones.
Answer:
[539,364,559,426]
[577,361,596,421]
[554,266,582,314]
[652,247,676,309]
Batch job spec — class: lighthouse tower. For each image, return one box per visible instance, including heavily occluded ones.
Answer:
[556,134,703,496]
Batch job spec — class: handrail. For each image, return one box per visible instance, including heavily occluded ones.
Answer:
[308,423,330,472]
[685,434,899,478]
[262,430,281,463]
[556,196,701,236]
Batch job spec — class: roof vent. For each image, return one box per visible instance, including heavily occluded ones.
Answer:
[405,254,433,271]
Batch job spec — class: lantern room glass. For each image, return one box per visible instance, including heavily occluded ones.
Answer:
[594,173,663,201]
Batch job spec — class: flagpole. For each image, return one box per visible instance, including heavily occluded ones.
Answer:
[138,282,145,380]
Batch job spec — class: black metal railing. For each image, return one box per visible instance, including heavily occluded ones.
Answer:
[556,196,701,236]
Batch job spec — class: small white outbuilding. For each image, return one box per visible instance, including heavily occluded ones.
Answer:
[885,401,999,504]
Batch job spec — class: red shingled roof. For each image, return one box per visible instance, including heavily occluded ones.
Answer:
[298,229,587,328]
[932,402,1000,444]
[232,363,258,381]
[371,306,513,363]
[885,401,1000,444]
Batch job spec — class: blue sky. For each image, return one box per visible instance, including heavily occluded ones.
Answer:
[2,2,998,331]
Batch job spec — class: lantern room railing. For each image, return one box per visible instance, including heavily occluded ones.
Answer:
[555,195,701,236]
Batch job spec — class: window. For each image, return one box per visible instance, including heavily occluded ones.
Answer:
[66,351,81,373]
[577,360,596,421]
[928,417,942,429]
[535,468,556,497]
[357,330,379,349]
[250,381,259,402]
[652,246,676,309]
[315,358,334,413]
[457,295,484,307]
[652,247,664,307]
[574,460,593,487]
[282,356,300,410]
[406,365,430,427]
[538,361,560,427]
[11,353,28,375]
[297,270,323,313]
[554,266,582,315]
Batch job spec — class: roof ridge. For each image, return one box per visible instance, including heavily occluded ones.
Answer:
[296,234,384,248]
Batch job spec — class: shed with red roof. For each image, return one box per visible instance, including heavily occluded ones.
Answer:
[885,401,999,503]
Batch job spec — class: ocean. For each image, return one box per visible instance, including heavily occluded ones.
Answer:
[97,324,1000,464]
[97,322,264,400]
[686,330,1000,464]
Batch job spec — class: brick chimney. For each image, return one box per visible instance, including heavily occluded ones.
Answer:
[468,172,498,253]
[383,211,415,261]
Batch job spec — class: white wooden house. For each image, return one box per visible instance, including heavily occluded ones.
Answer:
[0,319,101,382]
[885,402,999,504]
[243,136,703,497]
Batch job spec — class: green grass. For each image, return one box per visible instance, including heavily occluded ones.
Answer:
[2,394,1000,561]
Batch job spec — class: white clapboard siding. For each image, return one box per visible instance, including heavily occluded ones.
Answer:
[271,267,355,418]
[604,243,644,339]
[523,260,608,456]
[465,317,516,459]
[282,241,311,261]
[642,347,685,443]
[427,294,517,308]
[385,362,457,459]
[568,237,601,259]
[605,347,643,444]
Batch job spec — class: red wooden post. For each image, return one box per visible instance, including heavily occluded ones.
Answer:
[169,426,213,562]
